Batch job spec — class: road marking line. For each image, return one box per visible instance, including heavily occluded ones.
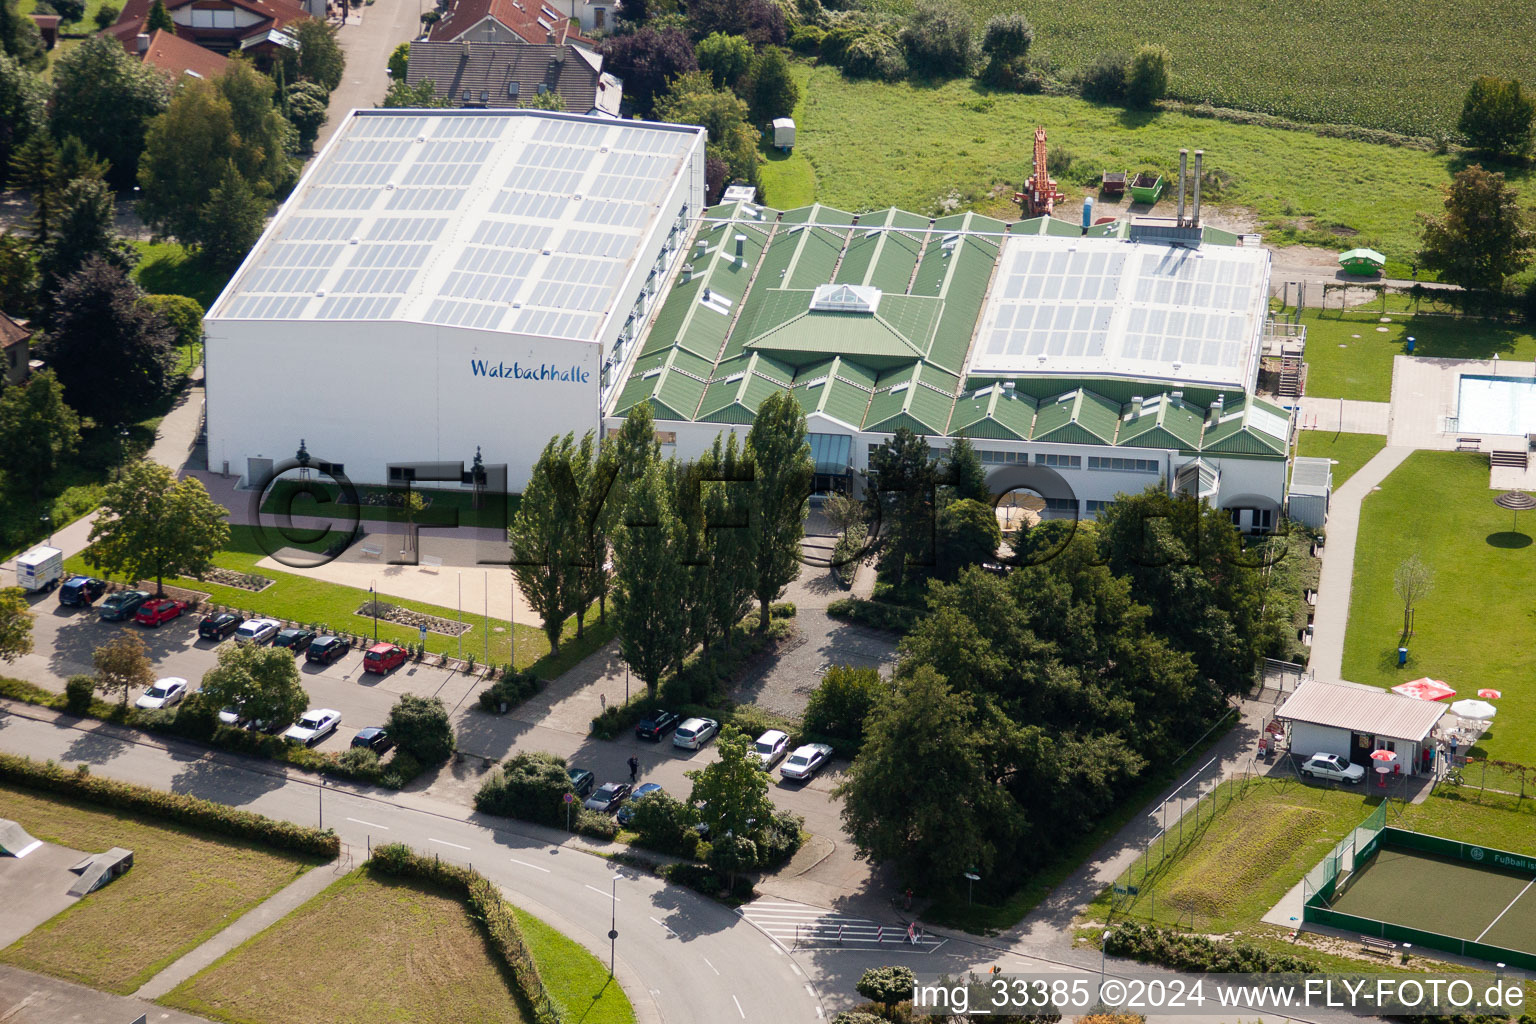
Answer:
[790,963,802,976]
[649,915,676,934]
[510,858,550,872]
[732,995,745,1019]
[346,817,388,829]
[769,943,782,954]
[804,984,814,996]
[816,1007,823,1019]
[586,884,619,901]
[702,956,719,975]
[428,838,469,850]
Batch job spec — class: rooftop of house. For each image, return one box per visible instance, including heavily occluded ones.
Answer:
[405,40,618,115]
[427,0,592,48]
[137,29,231,79]
[0,312,32,349]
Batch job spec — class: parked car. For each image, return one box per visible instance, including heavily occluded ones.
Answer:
[363,642,407,675]
[135,677,189,710]
[616,782,663,826]
[567,767,595,799]
[234,617,281,645]
[305,636,349,665]
[672,717,720,751]
[58,577,108,607]
[1300,752,1366,784]
[350,727,393,754]
[199,612,243,641]
[634,709,681,741]
[752,729,790,770]
[272,627,317,654]
[780,743,834,782]
[217,702,246,726]
[134,597,185,627]
[99,590,150,622]
[584,781,631,814]
[284,708,342,746]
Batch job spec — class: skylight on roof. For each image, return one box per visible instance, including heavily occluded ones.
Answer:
[810,283,881,315]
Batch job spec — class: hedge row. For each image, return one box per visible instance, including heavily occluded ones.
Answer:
[826,597,921,634]
[1104,922,1319,973]
[477,670,545,714]
[0,752,339,858]
[367,843,561,1024]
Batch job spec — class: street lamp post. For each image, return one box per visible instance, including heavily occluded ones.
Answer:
[371,582,378,640]
[40,513,52,545]
[319,780,330,830]
[608,873,620,978]
[457,572,463,662]
[964,870,980,906]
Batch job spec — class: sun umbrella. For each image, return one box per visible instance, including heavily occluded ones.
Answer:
[1478,689,1502,699]
[1450,699,1498,720]
[1392,678,1456,701]
[1369,749,1397,762]
[1495,490,1536,533]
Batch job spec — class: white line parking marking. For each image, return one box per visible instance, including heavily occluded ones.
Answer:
[732,995,746,1019]
[509,858,550,872]
[429,838,469,850]
[586,884,620,901]
[703,956,720,975]
[346,817,388,829]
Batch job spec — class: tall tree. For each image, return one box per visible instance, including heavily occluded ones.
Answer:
[50,35,169,188]
[899,0,972,77]
[695,31,752,90]
[286,80,328,151]
[0,233,34,316]
[697,432,755,648]
[387,41,409,81]
[217,58,295,195]
[145,0,174,32]
[93,630,154,705]
[746,390,811,630]
[0,586,33,664]
[942,436,989,504]
[747,45,798,124]
[8,129,58,243]
[198,642,309,728]
[687,0,785,47]
[687,725,772,840]
[598,27,697,119]
[38,177,136,297]
[1418,164,1535,290]
[293,18,345,92]
[380,78,449,108]
[0,370,80,503]
[87,462,231,595]
[934,498,1001,580]
[608,401,661,493]
[564,430,602,639]
[611,460,687,695]
[1459,75,1536,161]
[43,257,176,423]
[656,71,759,189]
[56,135,110,184]
[198,160,270,267]
[864,427,938,590]
[511,434,581,654]
[0,52,46,178]
[386,694,455,764]
[0,0,46,70]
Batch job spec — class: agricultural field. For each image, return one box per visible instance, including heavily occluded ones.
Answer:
[788,66,1536,264]
[859,0,1536,138]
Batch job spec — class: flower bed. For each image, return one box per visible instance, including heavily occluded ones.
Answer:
[199,567,275,593]
[354,599,470,637]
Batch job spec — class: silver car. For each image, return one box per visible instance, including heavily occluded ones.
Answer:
[672,717,720,750]
[234,617,281,644]
[135,677,188,710]
[780,743,833,781]
[284,708,341,746]
[752,729,789,769]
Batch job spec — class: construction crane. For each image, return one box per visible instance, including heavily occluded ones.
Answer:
[1015,125,1065,218]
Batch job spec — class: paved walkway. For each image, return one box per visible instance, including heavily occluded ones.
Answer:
[1307,445,1413,682]
[134,858,348,999]
[0,964,216,1024]
[1296,397,1390,435]
[318,0,423,150]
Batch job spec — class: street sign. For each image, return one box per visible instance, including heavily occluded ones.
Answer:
[964,872,980,881]
[562,793,574,804]
[418,624,428,643]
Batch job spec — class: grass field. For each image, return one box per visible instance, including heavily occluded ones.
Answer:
[859,0,1536,138]
[789,67,1536,264]
[162,870,529,1024]
[1343,451,1535,762]
[1332,848,1536,951]
[1299,309,1536,402]
[759,142,816,209]
[0,783,318,994]
[132,241,234,311]
[1295,431,1387,489]
[63,524,608,672]
[512,906,635,1024]
[260,480,522,533]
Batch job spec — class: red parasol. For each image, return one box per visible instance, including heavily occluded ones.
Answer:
[1369,749,1397,762]
[1392,678,1456,701]
[1478,689,1502,699]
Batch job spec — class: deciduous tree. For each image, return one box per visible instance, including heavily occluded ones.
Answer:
[387,41,409,81]
[0,586,33,664]
[746,390,811,629]
[93,629,154,705]
[87,462,230,595]
[1459,75,1536,161]
[599,27,696,119]
[864,427,937,590]
[198,642,308,728]
[747,45,797,124]
[292,18,344,92]
[1394,553,1433,639]
[1125,44,1171,108]
[695,31,752,90]
[1418,164,1535,290]
[0,0,46,70]
[935,497,1001,580]
[386,694,455,764]
[380,78,449,108]
[696,432,755,648]
[0,370,80,503]
[50,35,169,187]
[687,0,785,47]
[900,0,971,77]
[687,725,771,840]
[511,434,582,653]
[142,294,205,350]
[612,461,687,694]
[0,52,46,176]
[656,71,759,189]
[804,664,886,748]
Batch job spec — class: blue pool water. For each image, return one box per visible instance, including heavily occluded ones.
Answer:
[1458,374,1536,435]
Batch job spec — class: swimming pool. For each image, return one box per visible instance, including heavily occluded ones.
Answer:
[1457,374,1536,435]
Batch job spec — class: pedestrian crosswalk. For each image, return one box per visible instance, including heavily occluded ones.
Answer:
[740,899,945,951]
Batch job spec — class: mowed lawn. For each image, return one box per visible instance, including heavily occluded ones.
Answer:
[162,870,528,1024]
[1342,451,1536,761]
[512,907,635,1024]
[858,0,1536,138]
[1296,431,1386,489]
[1300,308,1536,402]
[0,784,318,994]
[789,66,1536,263]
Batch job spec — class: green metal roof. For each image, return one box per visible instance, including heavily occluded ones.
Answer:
[1116,394,1206,451]
[748,310,925,366]
[949,384,1038,440]
[1031,389,1121,445]
[1201,395,1290,456]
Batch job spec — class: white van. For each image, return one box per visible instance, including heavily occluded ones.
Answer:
[16,545,64,592]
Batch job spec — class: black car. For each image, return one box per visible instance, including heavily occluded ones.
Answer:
[98,589,150,622]
[273,628,318,654]
[351,727,393,755]
[305,636,349,665]
[58,577,108,607]
[567,767,595,799]
[199,612,243,640]
[635,710,681,741]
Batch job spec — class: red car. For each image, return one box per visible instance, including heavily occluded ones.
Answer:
[134,597,185,627]
[362,642,406,674]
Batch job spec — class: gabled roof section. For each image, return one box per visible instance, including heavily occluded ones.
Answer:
[696,352,794,424]
[137,29,229,80]
[0,312,33,349]
[428,0,593,47]
[863,363,958,435]
[1031,388,1120,445]
[1116,393,1205,451]
[405,41,614,115]
[948,383,1038,441]
[1201,395,1290,456]
[792,356,875,431]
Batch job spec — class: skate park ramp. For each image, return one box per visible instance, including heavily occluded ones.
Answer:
[0,819,41,858]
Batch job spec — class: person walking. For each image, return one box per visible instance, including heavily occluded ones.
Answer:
[627,756,639,784]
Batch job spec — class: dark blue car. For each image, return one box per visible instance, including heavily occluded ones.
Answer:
[58,577,108,607]
[615,783,663,826]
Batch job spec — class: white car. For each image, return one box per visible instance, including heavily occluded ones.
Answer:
[752,729,790,769]
[780,743,834,781]
[234,617,282,644]
[672,717,720,750]
[1300,752,1366,784]
[284,708,341,746]
[135,677,188,710]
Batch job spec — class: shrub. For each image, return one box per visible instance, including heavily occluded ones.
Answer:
[842,31,907,82]
[627,788,699,857]
[478,670,544,713]
[899,0,971,78]
[1125,44,1171,108]
[378,749,422,790]
[726,704,795,744]
[980,12,1032,66]
[590,697,654,739]
[665,861,722,896]
[1080,51,1128,103]
[1459,75,1536,160]
[789,24,824,54]
[64,674,95,715]
[857,965,917,1006]
[754,808,805,868]
[804,664,886,753]
[575,808,619,840]
[475,750,571,826]
[826,597,920,633]
[832,1013,888,1024]
[1104,922,1319,972]
[0,752,338,857]
[386,694,454,765]
[337,746,381,779]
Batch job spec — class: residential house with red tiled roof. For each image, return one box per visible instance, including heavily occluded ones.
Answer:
[106,0,313,64]
[427,0,592,49]
[1,313,33,387]
[134,28,231,79]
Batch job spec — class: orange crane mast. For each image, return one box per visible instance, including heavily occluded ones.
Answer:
[1015,125,1065,218]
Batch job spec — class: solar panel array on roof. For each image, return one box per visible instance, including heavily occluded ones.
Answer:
[213,110,704,340]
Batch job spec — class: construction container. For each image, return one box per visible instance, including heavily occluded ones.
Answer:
[1101,170,1127,197]
[1128,171,1164,204]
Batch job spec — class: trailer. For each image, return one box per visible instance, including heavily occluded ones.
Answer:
[15,545,63,592]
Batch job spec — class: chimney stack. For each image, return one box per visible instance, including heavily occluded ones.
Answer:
[461,39,471,59]
[1192,150,1204,226]
[1177,148,1188,226]
[734,233,746,262]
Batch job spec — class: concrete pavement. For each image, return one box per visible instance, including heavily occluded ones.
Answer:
[0,965,216,1024]
[319,0,424,150]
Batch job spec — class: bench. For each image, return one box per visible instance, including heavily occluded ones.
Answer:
[359,544,382,559]
[1360,936,1397,957]
[419,555,443,574]
[1456,437,1482,452]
